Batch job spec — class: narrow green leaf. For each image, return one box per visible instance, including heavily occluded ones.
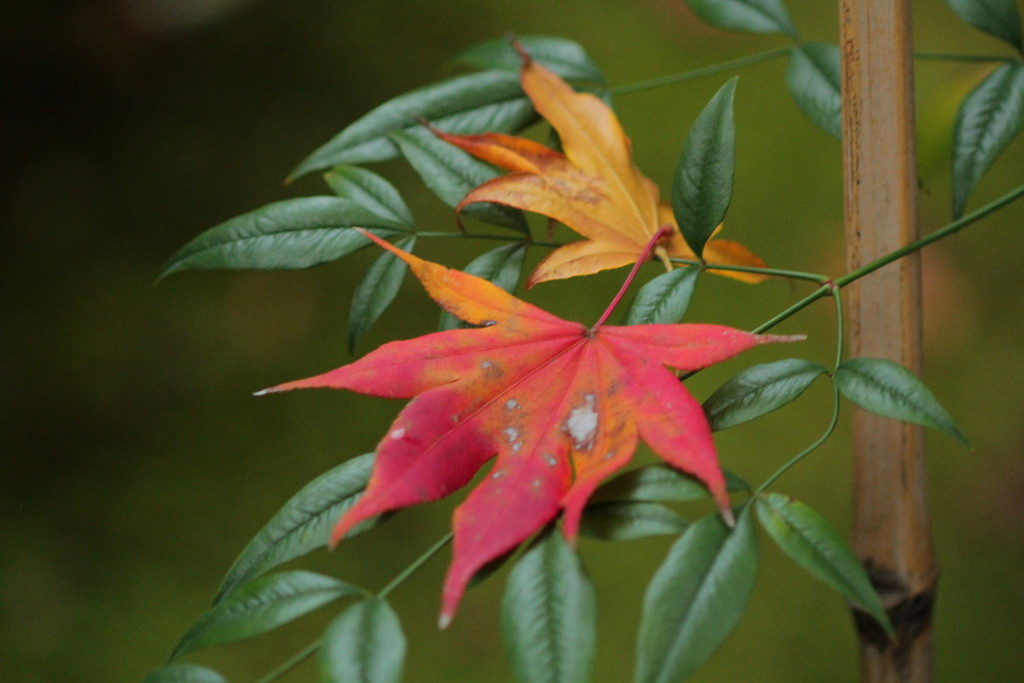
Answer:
[144,663,226,683]
[685,0,798,40]
[944,0,1023,52]
[703,358,827,431]
[440,243,527,331]
[756,493,893,635]
[591,464,749,505]
[392,128,528,233]
[502,529,596,683]
[625,267,700,325]
[952,63,1024,218]
[324,166,414,229]
[349,236,416,350]
[579,502,688,541]
[673,78,738,258]
[787,43,842,139]
[172,571,362,660]
[320,598,405,683]
[834,358,968,444]
[831,358,966,444]
[636,509,758,683]
[454,35,606,84]
[158,198,407,280]
[214,453,376,605]
[289,70,534,179]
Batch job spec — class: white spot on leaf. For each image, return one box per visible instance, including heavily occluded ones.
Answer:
[565,394,598,450]
[390,427,406,440]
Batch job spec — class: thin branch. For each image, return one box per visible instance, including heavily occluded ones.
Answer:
[378,533,453,599]
[609,47,793,96]
[253,639,321,683]
[914,51,1017,63]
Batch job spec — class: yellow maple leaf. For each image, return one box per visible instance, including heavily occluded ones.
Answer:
[435,47,767,287]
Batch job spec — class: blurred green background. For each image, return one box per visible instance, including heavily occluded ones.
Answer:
[4,0,1023,680]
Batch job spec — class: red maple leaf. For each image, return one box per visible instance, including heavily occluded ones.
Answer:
[259,229,798,625]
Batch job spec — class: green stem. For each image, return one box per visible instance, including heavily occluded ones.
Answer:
[609,47,793,96]
[669,258,829,284]
[834,182,1024,289]
[745,187,1024,493]
[754,385,841,497]
[914,52,1017,63]
[254,533,452,682]
[831,285,845,371]
[753,289,844,495]
[254,639,321,683]
[752,287,831,334]
[378,532,453,599]
[753,182,1024,334]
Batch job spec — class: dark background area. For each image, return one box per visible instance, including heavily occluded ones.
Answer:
[3,1,1023,680]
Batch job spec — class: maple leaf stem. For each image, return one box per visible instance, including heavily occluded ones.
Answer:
[591,226,673,330]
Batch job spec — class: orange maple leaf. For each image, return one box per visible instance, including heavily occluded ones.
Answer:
[434,47,767,287]
[259,230,798,626]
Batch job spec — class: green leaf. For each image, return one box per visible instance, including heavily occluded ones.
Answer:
[673,78,738,258]
[944,0,1023,52]
[158,198,407,280]
[591,464,749,505]
[454,35,606,84]
[756,493,893,635]
[320,598,405,683]
[324,166,414,229]
[349,236,416,351]
[703,358,827,431]
[143,663,226,683]
[289,70,535,179]
[625,267,700,326]
[214,453,376,605]
[502,529,596,683]
[391,128,528,233]
[787,43,842,139]
[834,358,968,443]
[440,243,527,331]
[952,63,1024,218]
[685,0,798,40]
[579,502,688,541]
[636,509,757,683]
[172,571,362,660]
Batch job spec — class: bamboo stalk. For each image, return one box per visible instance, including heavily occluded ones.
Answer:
[838,1,937,680]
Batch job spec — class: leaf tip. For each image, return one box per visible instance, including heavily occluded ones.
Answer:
[437,612,453,630]
[720,505,736,529]
[949,425,971,447]
[758,333,806,344]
